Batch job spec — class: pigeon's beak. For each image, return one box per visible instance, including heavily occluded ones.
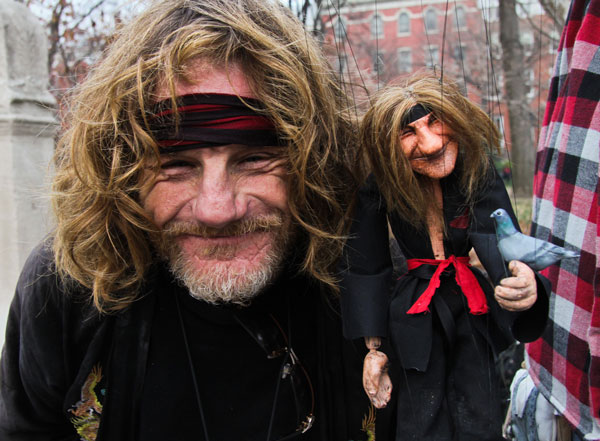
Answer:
[490,213,495,218]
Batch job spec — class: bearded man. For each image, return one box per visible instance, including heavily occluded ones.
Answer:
[0,1,370,440]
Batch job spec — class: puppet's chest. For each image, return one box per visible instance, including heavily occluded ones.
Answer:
[388,201,472,260]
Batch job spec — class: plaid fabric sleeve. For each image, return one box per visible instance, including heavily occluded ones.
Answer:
[526,0,600,437]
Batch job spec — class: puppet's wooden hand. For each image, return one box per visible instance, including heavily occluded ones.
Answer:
[363,349,392,408]
[494,260,537,311]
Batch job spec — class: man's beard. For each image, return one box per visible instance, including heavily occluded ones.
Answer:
[156,212,293,305]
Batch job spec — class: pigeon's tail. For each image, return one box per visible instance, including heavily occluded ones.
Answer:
[563,250,580,259]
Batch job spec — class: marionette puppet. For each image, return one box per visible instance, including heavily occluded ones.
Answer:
[340,73,550,441]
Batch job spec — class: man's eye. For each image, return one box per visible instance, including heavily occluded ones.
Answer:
[238,153,282,171]
[159,159,195,175]
[161,159,193,169]
[242,154,269,163]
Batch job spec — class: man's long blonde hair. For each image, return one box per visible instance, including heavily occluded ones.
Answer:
[52,0,358,313]
[360,73,500,227]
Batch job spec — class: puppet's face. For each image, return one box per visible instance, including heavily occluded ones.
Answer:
[400,113,458,179]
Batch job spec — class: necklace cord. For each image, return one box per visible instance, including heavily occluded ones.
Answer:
[175,292,211,441]
[175,292,313,441]
[266,351,290,441]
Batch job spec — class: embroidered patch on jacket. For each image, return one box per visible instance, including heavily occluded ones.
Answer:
[69,364,104,441]
[449,208,470,229]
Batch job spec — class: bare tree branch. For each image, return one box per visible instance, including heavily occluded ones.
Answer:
[537,0,567,29]
[516,1,560,40]
[71,0,107,31]
[47,0,67,74]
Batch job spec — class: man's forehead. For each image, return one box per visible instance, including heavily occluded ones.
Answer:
[155,60,255,101]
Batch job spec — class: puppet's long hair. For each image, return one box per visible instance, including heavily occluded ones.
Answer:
[52,0,358,313]
[360,72,500,227]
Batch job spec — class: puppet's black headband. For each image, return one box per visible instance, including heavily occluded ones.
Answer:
[149,93,285,153]
[402,104,431,127]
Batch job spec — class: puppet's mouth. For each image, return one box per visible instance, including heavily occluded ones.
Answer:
[410,141,450,161]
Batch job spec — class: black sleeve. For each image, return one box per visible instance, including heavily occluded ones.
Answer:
[469,167,550,342]
[469,167,521,285]
[339,176,393,340]
[510,273,551,342]
[0,243,79,441]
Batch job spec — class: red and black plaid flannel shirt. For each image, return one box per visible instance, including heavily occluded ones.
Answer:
[526,0,600,437]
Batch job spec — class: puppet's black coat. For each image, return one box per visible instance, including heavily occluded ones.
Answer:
[340,168,549,440]
[0,242,379,441]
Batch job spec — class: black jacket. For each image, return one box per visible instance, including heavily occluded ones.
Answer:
[0,242,379,441]
[340,168,549,370]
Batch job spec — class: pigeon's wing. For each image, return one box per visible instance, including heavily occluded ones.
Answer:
[497,233,541,262]
[503,236,565,270]
[499,234,558,260]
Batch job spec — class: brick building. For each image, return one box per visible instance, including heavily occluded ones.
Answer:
[322,0,562,150]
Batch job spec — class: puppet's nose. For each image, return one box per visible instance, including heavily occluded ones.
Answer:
[415,126,444,155]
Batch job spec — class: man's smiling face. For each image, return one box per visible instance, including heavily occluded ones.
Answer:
[141,61,292,304]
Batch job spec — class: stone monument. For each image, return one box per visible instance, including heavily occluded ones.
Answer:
[0,0,56,346]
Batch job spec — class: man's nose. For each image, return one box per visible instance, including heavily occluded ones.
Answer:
[415,126,444,155]
[190,168,244,228]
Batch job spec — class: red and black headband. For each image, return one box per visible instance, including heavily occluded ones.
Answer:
[149,93,284,153]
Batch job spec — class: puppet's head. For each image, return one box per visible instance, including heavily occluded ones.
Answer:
[396,103,459,179]
[360,72,500,224]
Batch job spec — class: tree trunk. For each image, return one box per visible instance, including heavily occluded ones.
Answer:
[499,0,535,198]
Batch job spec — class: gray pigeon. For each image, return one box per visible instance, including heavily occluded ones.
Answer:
[490,208,580,271]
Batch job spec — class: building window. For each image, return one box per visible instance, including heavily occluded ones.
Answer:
[493,114,505,143]
[520,31,534,56]
[453,44,467,62]
[371,14,384,39]
[425,9,437,33]
[334,17,346,40]
[455,6,466,29]
[397,48,412,73]
[425,45,438,68]
[483,6,499,22]
[373,51,384,75]
[398,12,410,34]
[525,68,535,99]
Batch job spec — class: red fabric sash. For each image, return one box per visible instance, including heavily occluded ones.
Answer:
[405,256,488,315]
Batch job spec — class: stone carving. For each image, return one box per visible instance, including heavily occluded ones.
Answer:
[0,0,56,345]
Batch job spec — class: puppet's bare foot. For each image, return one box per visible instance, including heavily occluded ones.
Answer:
[363,349,392,408]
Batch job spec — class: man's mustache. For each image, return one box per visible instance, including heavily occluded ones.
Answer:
[162,214,285,238]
